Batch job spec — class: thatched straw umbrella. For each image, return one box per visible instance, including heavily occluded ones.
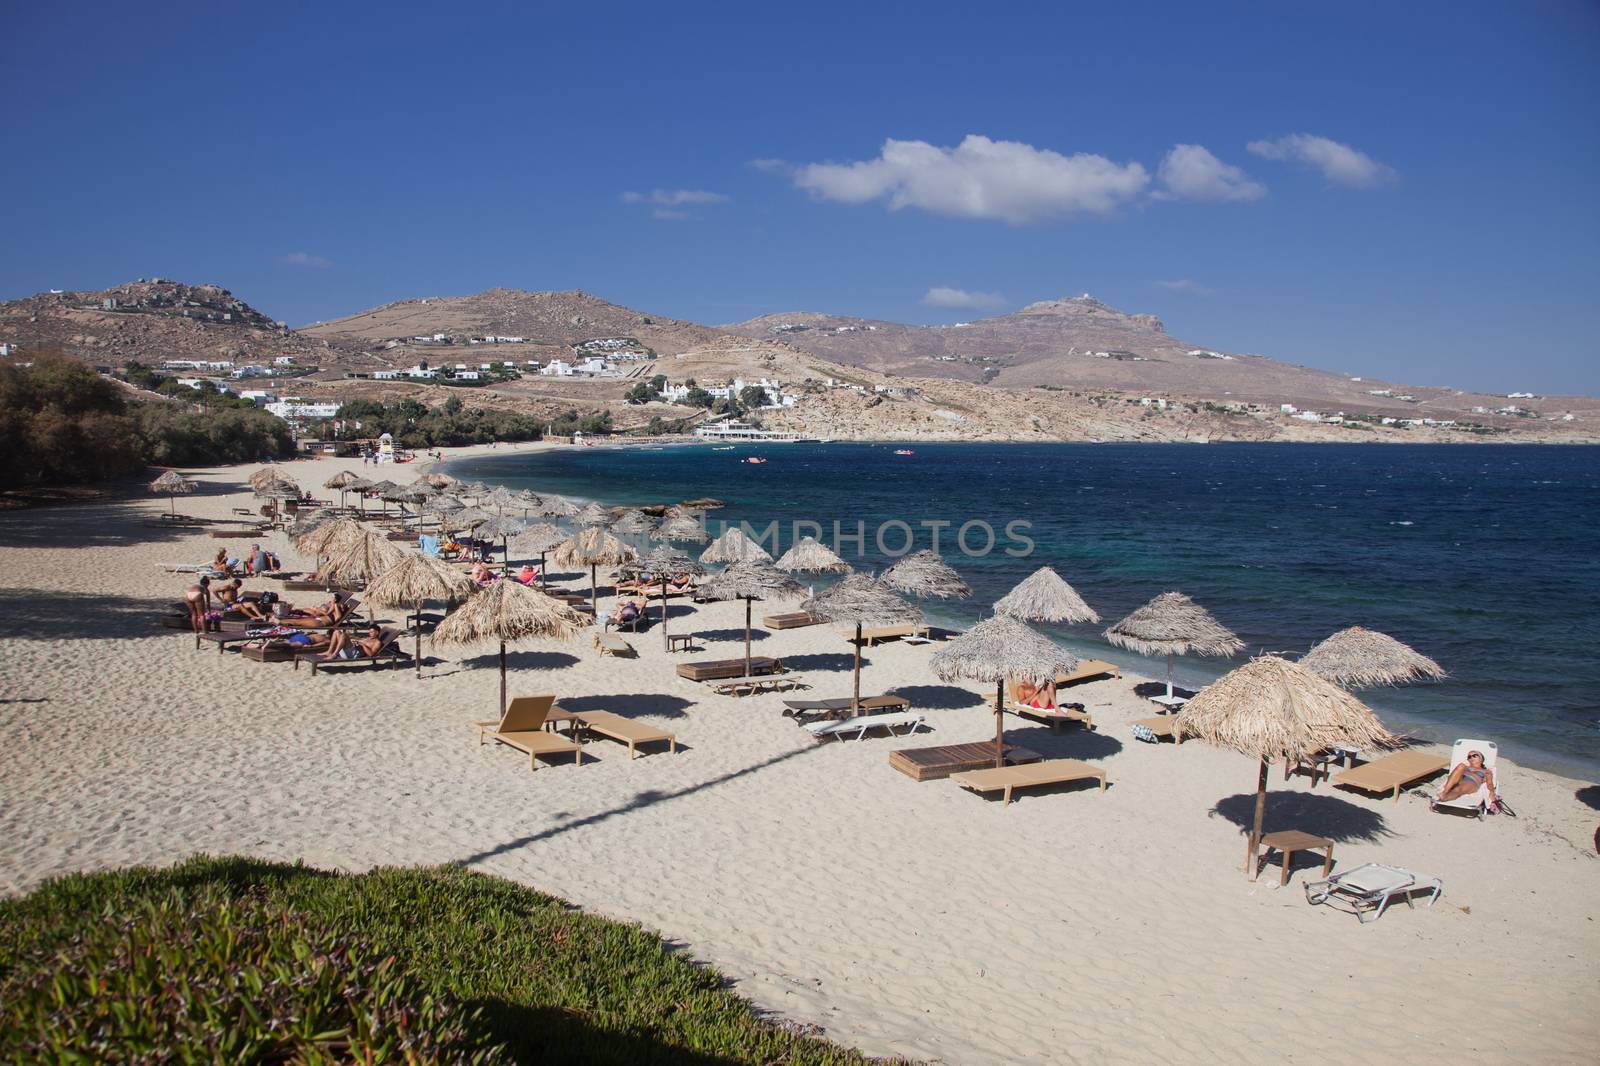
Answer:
[881,550,972,600]
[611,509,657,536]
[573,502,610,526]
[320,529,407,593]
[1104,592,1243,704]
[248,467,295,492]
[553,527,637,615]
[775,536,851,575]
[1175,656,1400,875]
[367,479,400,516]
[366,552,476,677]
[474,515,529,567]
[626,546,706,649]
[345,476,374,514]
[414,472,455,490]
[1299,626,1447,689]
[510,523,568,588]
[148,470,195,517]
[700,526,773,565]
[255,478,301,525]
[932,615,1081,769]
[802,575,921,714]
[658,513,711,544]
[286,507,338,539]
[324,470,360,509]
[432,580,587,720]
[994,566,1100,624]
[699,560,802,673]
[293,516,365,565]
[535,493,578,518]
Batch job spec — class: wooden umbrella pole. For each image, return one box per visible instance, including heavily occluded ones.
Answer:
[852,622,862,715]
[660,575,669,649]
[499,641,508,720]
[744,597,753,675]
[539,552,548,590]
[995,679,1005,769]
[1166,652,1175,699]
[414,599,423,678]
[589,564,598,617]
[1245,758,1269,877]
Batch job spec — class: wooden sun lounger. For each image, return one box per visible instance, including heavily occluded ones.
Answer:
[476,695,584,771]
[1332,750,1450,802]
[1057,659,1122,686]
[844,623,933,647]
[676,657,782,682]
[952,759,1107,807]
[593,632,635,658]
[782,694,911,719]
[1131,716,1184,744]
[295,628,409,674]
[889,742,1043,782]
[1009,702,1094,733]
[764,611,825,630]
[709,673,807,696]
[574,710,676,759]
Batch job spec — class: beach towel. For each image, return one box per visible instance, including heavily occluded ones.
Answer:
[419,534,440,556]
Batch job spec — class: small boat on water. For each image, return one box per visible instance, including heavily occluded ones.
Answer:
[893,449,915,456]
[744,457,768,465]
[712,446,736,451]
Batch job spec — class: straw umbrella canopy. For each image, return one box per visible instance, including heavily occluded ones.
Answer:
[573,501,611,526]
[431,580,588,720]
[1174,656,1400,876]
[994,566,1100,624]
[932,615,1081,769]
[248,467,295,492]
[475,515,529,567]
[625,546,706,648]
[293,516,365,564]
[345,476,375,514]
[774,535,851,575]
[552,527,637,615]
[365,551,476,677]
[324,470,360,509]
[1104,591,1244,702]
[320,529,407,590]
[510,523,568,587]
[366,479,400,516]
[1299,626,1447,689]
[534,493,579,518]
[611,509,657,536]
[148,470,195,517]
[881,550,972,599]
[700,526,773,565]
[286,506,338,539]
[413,472,454,489]
[483,486,520,513]
[802,575,921,714]
[254,477,301,524]
[658,513,711,544]
[699,560,802,672]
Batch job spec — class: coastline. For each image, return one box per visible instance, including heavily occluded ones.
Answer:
[1,446,1595,1064]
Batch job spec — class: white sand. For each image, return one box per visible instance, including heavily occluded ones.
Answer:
[1,448,1596,1065]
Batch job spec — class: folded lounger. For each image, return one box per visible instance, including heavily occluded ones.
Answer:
[1303,863,1442,922]
[476,695,584,771]
[1332,750,1450,803]
[574,710,676,759]
[1431,738,1502,819]
[805,710,925,741]
[950,758,1108,807]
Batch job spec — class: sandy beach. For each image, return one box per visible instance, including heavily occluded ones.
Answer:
[1,446,1595,1065]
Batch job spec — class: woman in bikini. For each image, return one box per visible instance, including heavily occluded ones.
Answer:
[184,577,212,633]
[1015,679,1057,710]
[1438,749,1499,806]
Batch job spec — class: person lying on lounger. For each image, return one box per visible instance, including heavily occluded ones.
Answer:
[283,595,350,627]
[516,564,539,586]
[1016,679,1057,709]
[320,624,384,661]
[470,561,499,586]
[615,598,644,627]
[1438,749,1499,806]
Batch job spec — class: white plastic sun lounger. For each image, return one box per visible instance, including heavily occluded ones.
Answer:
[804,711,926,741]
[1431,738,1501,819]
[1303,863,1442,922]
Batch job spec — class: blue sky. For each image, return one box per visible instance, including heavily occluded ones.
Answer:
[2,2,1597,394]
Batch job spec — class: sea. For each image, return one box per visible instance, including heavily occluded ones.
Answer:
[445,442,1600,779]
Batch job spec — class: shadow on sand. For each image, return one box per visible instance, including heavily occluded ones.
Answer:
[1210,791,1391,844]
[892,683,983,710]
[555,693,696,720]
[0,588,177,642]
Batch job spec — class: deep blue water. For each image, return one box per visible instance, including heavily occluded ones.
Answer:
[448,442,1600,778]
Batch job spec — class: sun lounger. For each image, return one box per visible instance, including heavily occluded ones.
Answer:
[782,694,911,720]
[1332,750,1449,803]
[1005,680,1093,732]
[844,623,932,647]
[1431,739,1502,819]
[573,710,676,758]
[476,695,584,771]
[1304,863,1442,922]
[951,758,1108,806]
[806,711,925,741]
[676,657,782,682]
[593,632,635,658]
[1130,716,1184,744]
[889,742,1043,782]
[708,673,807,696]
[764,611,825,630]
[1056,659,1122,687]
[296,627,409,674]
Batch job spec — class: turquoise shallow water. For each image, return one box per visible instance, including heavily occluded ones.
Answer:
[447,442,1600,779]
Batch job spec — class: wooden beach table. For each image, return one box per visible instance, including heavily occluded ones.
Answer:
[676,656,781,682]
[951,758,1107,807]
[1332,750,1450,802]
[1252,830,1334,885]
[889,742,1043,782]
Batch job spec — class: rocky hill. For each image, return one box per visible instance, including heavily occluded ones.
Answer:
[0,279,354,368]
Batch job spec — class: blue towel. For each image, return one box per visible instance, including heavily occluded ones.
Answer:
[419,534,440,556]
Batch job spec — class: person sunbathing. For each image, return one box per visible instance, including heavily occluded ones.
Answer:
[516,564,539,586]
[470,562,498,585]
[283,595,349,627]
[321,624,384,661]
[615,598,644,627]
[1016,679,1057,709]
[234,595,272,622]
[1438,749,1499,806]
[212,548,232,574]
[214,579,243,607]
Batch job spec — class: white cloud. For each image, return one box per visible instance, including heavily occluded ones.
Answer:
[620,188,731,206]
[922,286,1007,311]
[1155,279,1213,294]
[1156,144,1265,202]
[279,252,331,268]
[1247,133,1394,187]
[748,158,791,174]
[792,135,1149,224]
[652,208,690,221]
